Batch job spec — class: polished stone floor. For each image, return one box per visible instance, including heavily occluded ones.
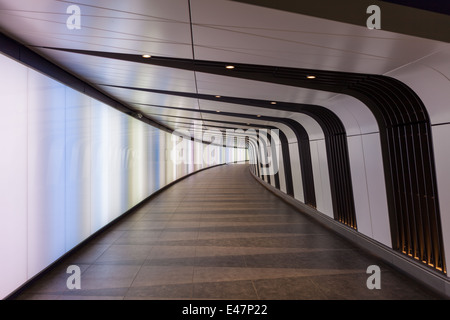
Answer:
[13,163,445,300]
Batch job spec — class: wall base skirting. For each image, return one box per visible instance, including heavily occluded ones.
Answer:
[250,169,450,299]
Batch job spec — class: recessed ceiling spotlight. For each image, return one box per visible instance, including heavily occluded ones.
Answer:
[216,110,221,113]
[226,65,235,69]
[142,54,151,58]
[306,75,316,79]
[215,95,221,98]
[256,115,261,117]
[270,101,277,105]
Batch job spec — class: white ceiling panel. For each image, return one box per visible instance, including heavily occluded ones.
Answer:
[195,72,337,105]
[0,0,448,136]
[37,48,197,92]
[190,0,448,73]
[0,0,192,57]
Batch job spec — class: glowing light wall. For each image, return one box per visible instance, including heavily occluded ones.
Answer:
[0,52,247,299]
[0,53,28,300]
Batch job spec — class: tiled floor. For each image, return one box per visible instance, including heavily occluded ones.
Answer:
[13,163,445,300]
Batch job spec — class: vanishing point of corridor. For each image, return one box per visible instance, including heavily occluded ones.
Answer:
[13,164,443,300]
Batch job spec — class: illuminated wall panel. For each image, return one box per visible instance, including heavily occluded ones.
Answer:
[186,139,194,174]
[148,128,160,195]
[158,131,167,188]
[27,69,66,278]
[114,109,129,219]
[90,99,113,233]
[227,143,235,163]
[0,54,28,299]
[65,88,91,250]
[194,140,203,171]
[165,132,175,183]
[128,118,148,208]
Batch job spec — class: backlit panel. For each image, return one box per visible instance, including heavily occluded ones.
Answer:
[0,54,28,299]
[0,53,241,299]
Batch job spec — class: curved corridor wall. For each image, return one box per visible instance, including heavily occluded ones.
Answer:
[0,52,246,299]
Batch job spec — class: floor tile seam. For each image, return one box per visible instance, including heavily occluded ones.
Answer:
[76,241,119,276]
[124,261,152,299]
[90,243,156,268]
